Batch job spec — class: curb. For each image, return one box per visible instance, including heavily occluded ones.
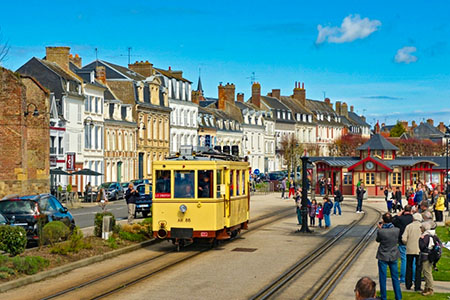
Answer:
[0,238,160,293]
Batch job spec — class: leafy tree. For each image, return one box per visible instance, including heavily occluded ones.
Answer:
[390,122,406,137]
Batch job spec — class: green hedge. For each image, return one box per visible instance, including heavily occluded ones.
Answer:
[42,221,70,245]
[0,225,27,256]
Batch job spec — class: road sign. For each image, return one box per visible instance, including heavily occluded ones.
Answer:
[254,169,260,175]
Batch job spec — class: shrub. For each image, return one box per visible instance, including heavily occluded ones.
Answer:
[0,266,15,279]
[113,224,121,234]
[119,231,145,242]
[0,225,27,256]
[50,227,92,255]
[105,236,118,249]
[94,212,116,237]
[11,256,49,275]
[42,221,70,246]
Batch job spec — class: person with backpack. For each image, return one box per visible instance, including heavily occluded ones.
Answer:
[333,185,342,216]
[402,213,423,291]
[419,221,441,296]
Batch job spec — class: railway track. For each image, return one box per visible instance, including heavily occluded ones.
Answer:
[250,205,382,300]
[39,206,296,300]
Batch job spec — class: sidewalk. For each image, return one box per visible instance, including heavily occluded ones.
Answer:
[328,197,449,299]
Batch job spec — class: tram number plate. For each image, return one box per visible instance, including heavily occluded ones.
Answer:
[200,232,208,237]
[171,228,193,239]
[178,218,191,222]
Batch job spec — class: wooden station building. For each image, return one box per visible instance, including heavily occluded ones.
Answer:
[310,134,448,196]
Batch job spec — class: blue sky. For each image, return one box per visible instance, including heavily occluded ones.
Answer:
[1,0,449,126]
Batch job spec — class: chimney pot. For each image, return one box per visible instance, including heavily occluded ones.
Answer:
[252,82,261,108]
[271,89,280,100]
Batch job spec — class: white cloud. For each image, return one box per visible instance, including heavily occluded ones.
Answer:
[394,46,418,64]
[316,14,381,44]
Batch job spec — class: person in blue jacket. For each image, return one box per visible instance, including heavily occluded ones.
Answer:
[322,196,333,228]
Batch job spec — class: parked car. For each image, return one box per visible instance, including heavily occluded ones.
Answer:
[134,184,152,218]
[121,182,130,194]
[0,194,74,242]
[0,212,8,225]
[99,182,124,201]
[131,179,151,186]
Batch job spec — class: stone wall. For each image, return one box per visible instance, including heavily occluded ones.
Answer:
[0,67,50,198]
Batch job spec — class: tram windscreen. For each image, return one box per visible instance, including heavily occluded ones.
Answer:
[174,171,195,198]
[198,170,213,198]
[155,170,171,198]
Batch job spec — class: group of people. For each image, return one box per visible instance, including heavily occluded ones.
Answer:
[376,202,442,300]
[318,177,333,195]
[292,185,344,229]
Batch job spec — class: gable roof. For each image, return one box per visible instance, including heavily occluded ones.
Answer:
[413,122,445,139]
[356,134,399,151]
[348,111,370,127]
[279,96,310,115]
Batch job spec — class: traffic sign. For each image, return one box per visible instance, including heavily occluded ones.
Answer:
[254,169,260,175]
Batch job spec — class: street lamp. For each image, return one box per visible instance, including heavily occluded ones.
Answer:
[299,155,312,233]
[24,103,39,117]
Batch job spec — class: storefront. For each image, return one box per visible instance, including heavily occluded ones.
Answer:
[311,134,448,196]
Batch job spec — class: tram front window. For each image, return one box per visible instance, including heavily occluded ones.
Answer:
[198,170,213,198]
[155,170,171,198]
[174,170,195,198]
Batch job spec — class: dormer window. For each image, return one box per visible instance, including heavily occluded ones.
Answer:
[327,115,331,122]
[277,111,280,119]
[308,115,312,123]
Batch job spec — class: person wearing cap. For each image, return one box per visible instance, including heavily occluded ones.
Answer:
[419,221,436,296]
[402,213,423,291]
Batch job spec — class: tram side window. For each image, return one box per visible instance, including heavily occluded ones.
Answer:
[174,171,195,198]
[229,170,234,196]
[155,170,171,198]
[241,170,246,195]
[236,171,241,195]
[216,170,223,198]
[198,170,213,198]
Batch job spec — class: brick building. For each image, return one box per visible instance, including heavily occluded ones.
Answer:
[0,67,50,198]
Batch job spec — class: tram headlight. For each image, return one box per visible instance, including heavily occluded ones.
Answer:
[179,204,187,213]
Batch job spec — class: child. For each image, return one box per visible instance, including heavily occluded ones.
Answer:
[316,203,323,228]
[408,191,415,207]
[309,199,317,227]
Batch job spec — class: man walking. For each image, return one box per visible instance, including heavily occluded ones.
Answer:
[402,213,423,291]
[356,184,365,213]
[376,212,402,300]
[333,185,342,215]
[125,183,139,224]
[392,205,413,284]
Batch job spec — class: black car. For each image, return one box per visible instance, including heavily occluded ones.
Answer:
[0,194,74,242]
[135,184,152,218]
[0,212,8,225]
[100,182,124,201]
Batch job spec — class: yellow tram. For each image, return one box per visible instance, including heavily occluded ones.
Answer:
[152,150,250,249]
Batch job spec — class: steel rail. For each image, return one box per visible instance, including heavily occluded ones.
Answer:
[40,205,296,300]
[250,204,380,300]
[309,209,382,300]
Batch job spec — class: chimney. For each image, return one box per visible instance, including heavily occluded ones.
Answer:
[46,46,70,71]
[292,81,306,105]
[128,60,153,77]
[251,82,261,108]
[237,93,244,102]
[271,89,280,100]
[192,90,201,105]
[350,105,354,112]
[218,83,226,110]
[172,70,183,79]
[438,122,446,133]
[95,66,106,84]
[335,101,342,115]
[69,53,82,68]
[222,83,235,103]
[375,121,380,134]
[341,102,349,118]
[426,118,434,126]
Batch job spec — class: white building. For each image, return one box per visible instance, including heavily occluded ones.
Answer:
[155,68,197,154]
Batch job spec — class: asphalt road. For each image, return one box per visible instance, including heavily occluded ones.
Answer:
[70,200,129,228]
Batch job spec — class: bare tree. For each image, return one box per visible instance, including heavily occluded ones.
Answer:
[0,28,10,65]
[279,135,304,181]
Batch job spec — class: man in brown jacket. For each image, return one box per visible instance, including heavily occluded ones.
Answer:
[402,213,423,291]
